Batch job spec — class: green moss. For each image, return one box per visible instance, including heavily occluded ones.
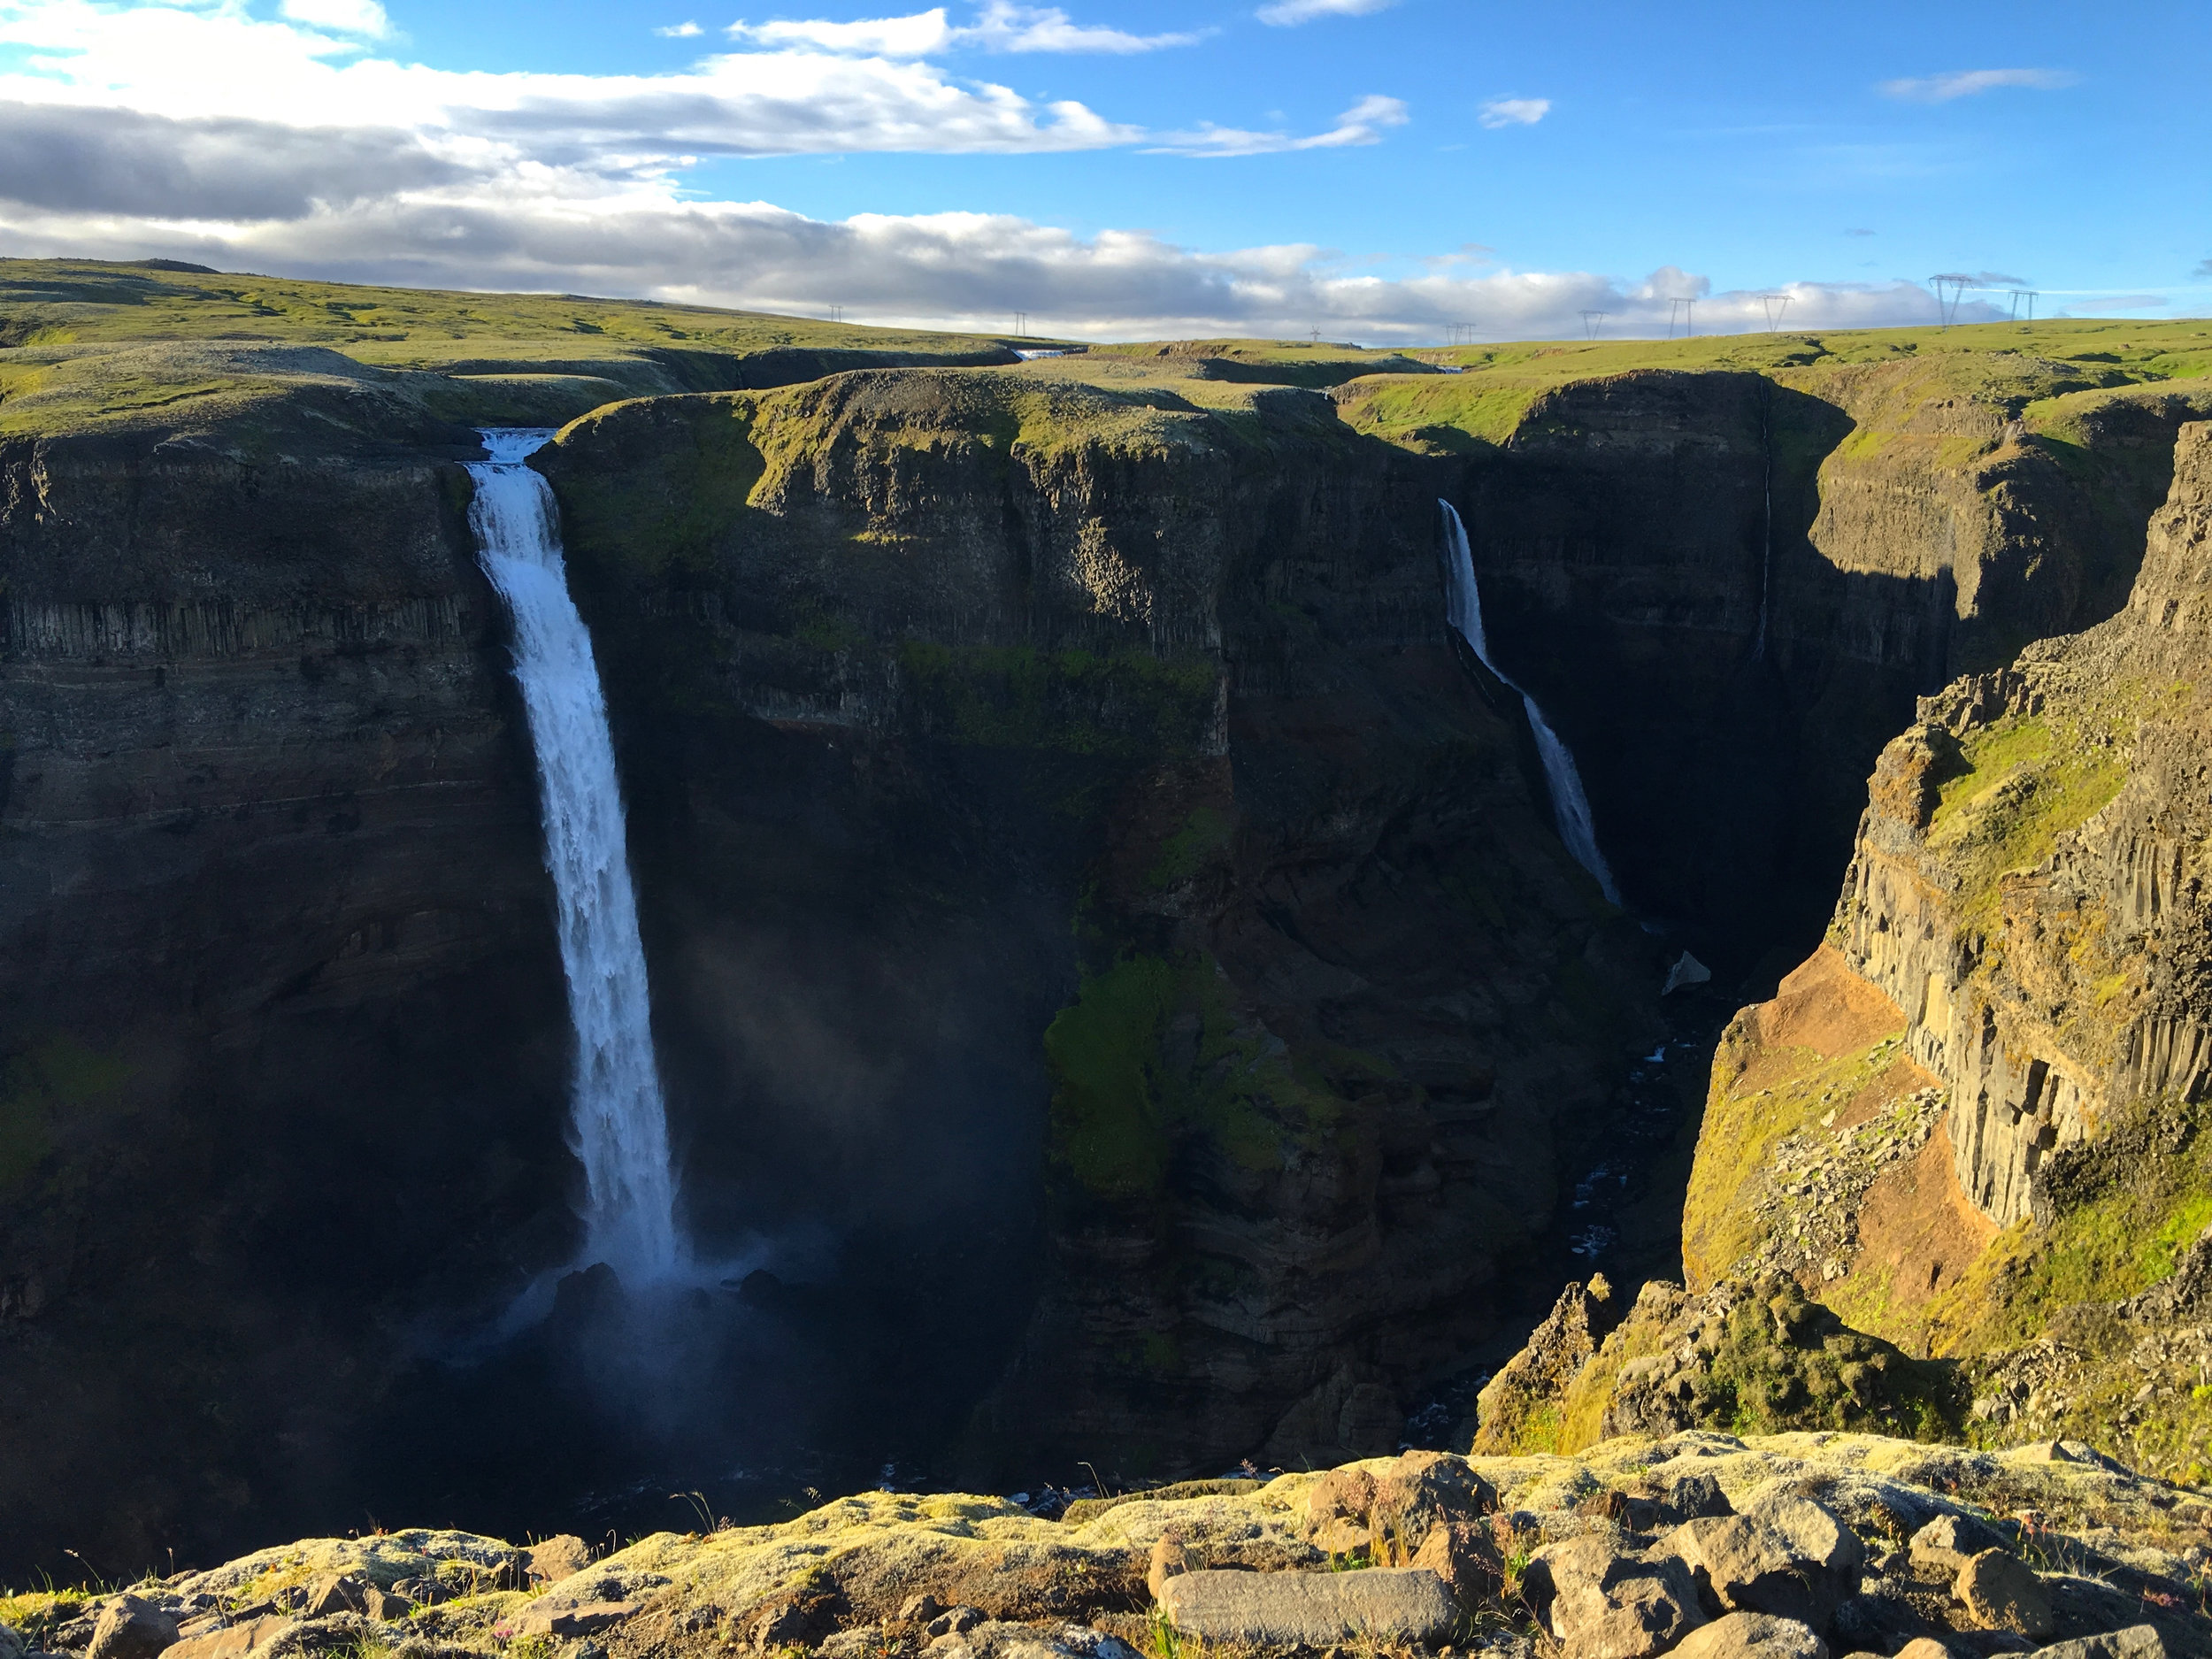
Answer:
[0,1033,134,1195]
[1929,1101,2212,1356]
[1682,1028,1906,1287]
[1925,710,2128,939]
[898,642,1219,762]
[1144,805,1233,889]
[1042,951,1348,1201]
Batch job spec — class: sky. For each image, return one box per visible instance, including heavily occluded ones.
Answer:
[0,0,2203,342]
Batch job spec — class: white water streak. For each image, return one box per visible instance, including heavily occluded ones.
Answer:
[469,428,683,1282]
[1439,500,1622,905]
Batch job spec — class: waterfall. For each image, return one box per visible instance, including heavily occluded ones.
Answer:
[1439,500,1622,905]
[468,428,683,1283]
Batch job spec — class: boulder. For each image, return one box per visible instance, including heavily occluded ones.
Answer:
[1531,1537,1706,1659]
[1147,1534,1188,1600]
[1410,1520,1503,1601]
[358,1589,410,1623]
[2024,1627,2166,1659]
[926,1610,985,1639]
[1369,1451,1497,1555]
[514,1602,641,1640]
[1671,1612,1828,1659]
[1890,1642,1955,1659]
[1955,1550,2054,1638]
[1909,1516,2008,1577]
[527,1536,592,1586]
[300,1577,366,1621]
[161,1618,295,1659]
[898,1596,947,1625]
[1302,1467,1378,1553]
[2,1623,26,1659]
[1155,1568,1456,1647]
[87,1599,178,1659]
[1664,1516,1824,1625]
[1739,1488,1865,1578]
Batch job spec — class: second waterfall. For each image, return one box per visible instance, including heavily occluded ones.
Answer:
[1440,500,1621,904]
[467,428,683,1284]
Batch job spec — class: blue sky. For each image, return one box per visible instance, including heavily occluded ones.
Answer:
[0,0,2201,339]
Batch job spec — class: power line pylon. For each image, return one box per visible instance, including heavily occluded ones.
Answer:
[1579,310,1607,341]
[1761,294,1792,332]
[1929,275,1972,328]
[1668,297,1695,339]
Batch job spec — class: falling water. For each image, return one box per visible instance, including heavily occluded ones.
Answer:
[468,428,683,1283]
[1439,500,1622,904]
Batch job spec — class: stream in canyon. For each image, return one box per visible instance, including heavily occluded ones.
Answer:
[467,430,683,1284]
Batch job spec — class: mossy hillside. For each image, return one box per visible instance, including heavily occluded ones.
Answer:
[1928,1098,2212,1361]
[1682,1024,1910,1291]
[1526,1278,1966,1457]
[1043,951,1350,1203]
[0,1033,137,1199]
[0,257,1021,440]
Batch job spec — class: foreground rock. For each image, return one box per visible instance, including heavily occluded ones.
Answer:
[3,1432,2206,1659]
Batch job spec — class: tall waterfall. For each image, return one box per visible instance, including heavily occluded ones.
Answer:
[468,428,683,1283]
[1439,500,1622,905]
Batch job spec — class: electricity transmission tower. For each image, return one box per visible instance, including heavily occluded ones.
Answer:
[1929,275,1972,328]
[1014,311,1027,337]
[1761,294,1792,332]
[1580,310,1607,340]
[829,304,843,324]
[1668,297,1695,339]
[2008,289,2039,322]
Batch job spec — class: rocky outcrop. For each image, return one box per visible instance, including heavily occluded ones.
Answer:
[1832,422,2212,1230]
[7,1432,2204,1659]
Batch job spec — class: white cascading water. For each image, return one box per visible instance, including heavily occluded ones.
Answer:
[468,428,683,1283]
[1439,500,1622,905]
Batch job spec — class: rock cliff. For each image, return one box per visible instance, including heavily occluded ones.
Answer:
[534,367,1663,1486]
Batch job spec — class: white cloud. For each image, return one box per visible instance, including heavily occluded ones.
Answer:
[1478,96,1547,128]
[1256,0,1394,26]
[726,3,1199,56]
[1152,93,1408,157]
[277,0,388,35]
[967,1,1203,53]
[1878,67,2077,102]
[727,9,955,56]
[655,20,704,36]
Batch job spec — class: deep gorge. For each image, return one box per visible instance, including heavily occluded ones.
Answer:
[4,274,2208,1584]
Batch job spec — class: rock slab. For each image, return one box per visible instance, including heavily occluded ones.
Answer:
[1156,1569,1457,1647]
[1672,1613,1829,1659]
[87,1599,178,1659]
[163,1618,296,1659]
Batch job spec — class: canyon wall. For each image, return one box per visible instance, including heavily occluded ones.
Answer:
[537,373,1666,1484]
[0,411,580,1573]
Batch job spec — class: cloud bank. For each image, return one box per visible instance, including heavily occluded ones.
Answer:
[0,0,2017,342]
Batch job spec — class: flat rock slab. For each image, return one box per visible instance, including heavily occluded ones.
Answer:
[2028,1627,2168,1659]
[1157,1569,1457,1646]
[514,1601,640,1638]
[164,1617,296,1659]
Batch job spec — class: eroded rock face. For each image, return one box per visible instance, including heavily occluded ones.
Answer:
[1832,423,2212,1230]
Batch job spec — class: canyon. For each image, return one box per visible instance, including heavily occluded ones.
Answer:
[3,258,2209,1582]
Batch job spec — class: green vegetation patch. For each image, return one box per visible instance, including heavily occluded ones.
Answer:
[1043,952,1348,1202]
[898,642,1219,763]
[1924,709,2128,939]
[1930,1098,2212,1357]
[0,1033,134,1195]
[1683,1028,1906,1287]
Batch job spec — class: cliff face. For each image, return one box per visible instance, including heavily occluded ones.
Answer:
[1832,420,2212,1232]
[538,369,1663,1483]
[1455,360,2212,975]
[0,403,581,1572]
